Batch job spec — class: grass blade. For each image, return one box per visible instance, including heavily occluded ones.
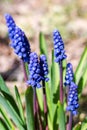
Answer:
[0,94,25,130]
[75,47,87,85]
[57,101,65,130]
[25,87,35,130]
[15,86,25,124]
[0,105,14,130]
[39,32,48,58]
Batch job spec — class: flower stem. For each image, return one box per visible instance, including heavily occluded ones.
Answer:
[59,61,63,103]
[21,60,28,82]
[42,81,48,130]
[33,87,38,130]
[67,112,73,130]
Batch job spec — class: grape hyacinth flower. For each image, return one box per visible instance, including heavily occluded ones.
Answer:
[53,29,67,63]
[5,13,16,41]
[40,55,49,82]
[66,82,79,115]
[64,63,74,86]
[10,26,31,63]
[27,52,42,88]
[53,29,67,103]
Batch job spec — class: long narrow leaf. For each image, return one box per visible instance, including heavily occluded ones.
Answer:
[0,94,25,130]
[51,50,59,103]
[0,75,10,94]
[25,87,35,130]
[0,75,20,117]
[0,105,14,130]
[15,86,25,124]
[0,118,10,130]
[39,32,48,58]
[75,47,87,84]
[45,82,53,130]
[57,101,65,130]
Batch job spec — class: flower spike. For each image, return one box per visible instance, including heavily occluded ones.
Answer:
[64,63,74,86]
[27,52,42,88]
[11,26,31,62]
[66,82,79,115]
[4,13,16,41]
[53,29,67,63]
[40,55,49,82]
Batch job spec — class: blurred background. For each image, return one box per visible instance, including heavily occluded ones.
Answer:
[0,0,87,120]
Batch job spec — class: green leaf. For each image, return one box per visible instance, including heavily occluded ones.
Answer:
[82,68,87,87]
[51,50,59,103]
[75,47,87,85]
[39,32,48,58]
[0,75,10,94]
[25,87,35,130]
[0,75,20,117]
[25,62,29,76]
[45,82,53,130]
[57,101,65,130]
[36,88,44,112]
[81,123,87,130]
[15,86,25,124]
[0,94,25,130]
[73,123,81,130]
[0,105,14,130]
[77,66,87,96]
[0,117,10,130]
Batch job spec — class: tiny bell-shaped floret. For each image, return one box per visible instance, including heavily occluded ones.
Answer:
[66,82,79,115]
[4,13,16,41]
[10,26,31,63]
[64,63,74,86]
[53,29,67,63]
[27,52,42,88]
[40,55,49,82]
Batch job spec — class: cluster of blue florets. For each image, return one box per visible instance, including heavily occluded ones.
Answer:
[27,53,49,88]
[11,26,31,62]
[27,52,42,88]
[5,14,16,41]
[5,14,31,63]
[64,63,79,115]
[5,14,79,115]
[64,63,74,86]
[66,82,79,115]
[53,30,67,63]
[40,55,49,82]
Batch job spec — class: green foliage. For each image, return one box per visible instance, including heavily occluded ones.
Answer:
[57,101,65,130]
[25,87,35,130]
[0,32,87,130]
[73,123,81,130]
[75,47,87,96]
[14,86,25,123]
[39,32,48,59]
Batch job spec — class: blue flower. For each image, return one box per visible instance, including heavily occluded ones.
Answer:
[10,26,31,63]
[40,55,49,82]
[66,82,79,115]
[27,52,42,88]
[64,63,74,86]
[4,13,16,41]
[53,29,67,63]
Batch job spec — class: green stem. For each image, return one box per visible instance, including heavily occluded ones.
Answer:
[21,60,28,82]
